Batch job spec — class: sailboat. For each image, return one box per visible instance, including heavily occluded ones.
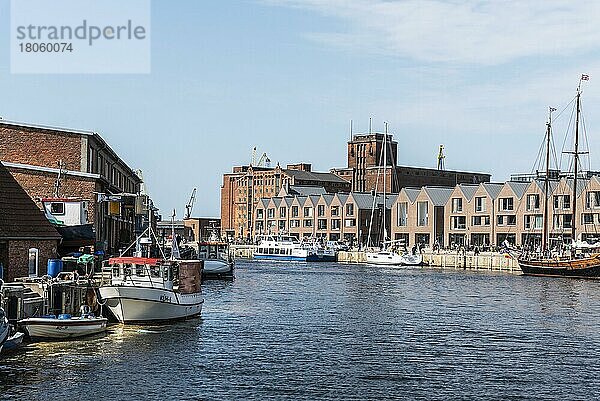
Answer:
[517,75,600,277]
[364,122,423,266]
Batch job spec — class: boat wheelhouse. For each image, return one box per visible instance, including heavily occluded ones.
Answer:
[198,241,234,279]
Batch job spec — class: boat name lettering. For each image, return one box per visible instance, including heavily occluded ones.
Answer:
[159,295,172,303]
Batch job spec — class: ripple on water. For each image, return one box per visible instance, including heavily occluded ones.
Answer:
[2,261,600,400]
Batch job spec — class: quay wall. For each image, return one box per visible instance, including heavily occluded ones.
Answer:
[338,251,519,272]
[230,245,519,272]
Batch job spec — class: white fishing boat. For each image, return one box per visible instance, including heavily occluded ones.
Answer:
[254,235,336,262]
[18,309,107,340]
[98,257,203,323]
[198,241,234,279]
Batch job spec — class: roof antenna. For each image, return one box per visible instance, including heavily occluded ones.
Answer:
[350,119,353,141]
[369,117,372,135]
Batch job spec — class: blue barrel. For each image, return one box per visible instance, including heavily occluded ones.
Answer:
[47,259,63,278]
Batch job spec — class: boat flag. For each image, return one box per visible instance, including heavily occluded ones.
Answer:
[171,209,180,260]
[550,107,557,112]
[582,74,590,81]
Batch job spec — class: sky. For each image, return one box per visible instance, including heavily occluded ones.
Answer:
[2,0,600,217]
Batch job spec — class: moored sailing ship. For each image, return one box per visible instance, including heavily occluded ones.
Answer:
[516,75,600,278]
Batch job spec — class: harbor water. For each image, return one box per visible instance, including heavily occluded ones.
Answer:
[2,261,600,400]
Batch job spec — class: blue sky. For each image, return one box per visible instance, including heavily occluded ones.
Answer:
[1,0,600,217]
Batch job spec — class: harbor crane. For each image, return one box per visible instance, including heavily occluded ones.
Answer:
[437,145,446,171]
[185,188,196,219]
[251,146,271,167]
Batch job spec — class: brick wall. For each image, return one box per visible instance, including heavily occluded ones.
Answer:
[8,168,99,224]
[7,239,58,282]
[0,125,83,171]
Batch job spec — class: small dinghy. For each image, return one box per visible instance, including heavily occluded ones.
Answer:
[2,331,25,353]
[19,306,108,340]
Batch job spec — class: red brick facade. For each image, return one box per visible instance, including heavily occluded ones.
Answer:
[9,168,99,223]
[0,120,143,255]
[0,126,82,171]
[5,240,58,282]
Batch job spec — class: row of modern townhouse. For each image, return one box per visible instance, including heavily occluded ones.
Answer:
[253,176,600,248]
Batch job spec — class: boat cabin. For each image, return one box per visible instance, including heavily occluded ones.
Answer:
[198,242,228,261]
[107,257,176,289]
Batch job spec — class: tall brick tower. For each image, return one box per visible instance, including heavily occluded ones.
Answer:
[347,133,398,192]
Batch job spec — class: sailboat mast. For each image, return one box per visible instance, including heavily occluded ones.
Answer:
[571,87,581,244]
[383,122,387,247]
[542,108,553,253]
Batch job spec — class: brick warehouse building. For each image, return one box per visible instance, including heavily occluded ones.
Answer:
[0,161,60,281]
[221,163,351,240]
[0,120,144,255]
[331,133,491,193]
[222,131,490,241]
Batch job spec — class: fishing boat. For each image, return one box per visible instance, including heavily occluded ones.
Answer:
[516,75,600,277]
[18,307,108,340]
[198,241,234,279]
[98,257,203,323]
[99,212,204,323]
[254,235,336,262]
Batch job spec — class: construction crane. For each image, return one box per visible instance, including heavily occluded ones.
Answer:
[251,146,271,167]
[257,152,271,167]
[185,188,196,219]
[437,145,446,170]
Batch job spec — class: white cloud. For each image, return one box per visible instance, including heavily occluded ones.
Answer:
[268,0,600,65]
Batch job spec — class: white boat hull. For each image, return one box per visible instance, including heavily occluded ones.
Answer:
[2,331,25,352]
[98,286,203,323]
[203,259,234,278]
[366,252,405,265]
[19,317,108,339]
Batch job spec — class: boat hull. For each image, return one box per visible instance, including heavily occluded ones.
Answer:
[2,332,25,352]
[366,252,404,265]
[19,317,108,339]
[202,259,234,279]
[98,286,203,323]
[254,253,336,262]
[518,255,600,278]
